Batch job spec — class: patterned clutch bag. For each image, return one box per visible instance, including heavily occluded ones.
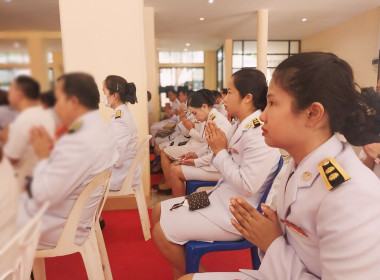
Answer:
[170,191,210,211]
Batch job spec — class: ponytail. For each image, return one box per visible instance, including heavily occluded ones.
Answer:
[123,82,137,104]
[104,75,138,104]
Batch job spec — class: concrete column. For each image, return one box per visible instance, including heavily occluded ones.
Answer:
[257,9,268,76]
[204,50,217,90]
[27,35,50,91]
[59,0,150,209]
[144,7,160,124]
[223,39,233,87]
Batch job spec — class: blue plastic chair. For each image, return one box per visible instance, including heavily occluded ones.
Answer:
[185,156,284,274]
[186,180,219,195]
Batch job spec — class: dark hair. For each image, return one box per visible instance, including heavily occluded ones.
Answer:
[40,90,56,108]
[188,89,215,108]
[58,73,100,110]
[360,87,380,137]
[168,89,178,97]
[211,90,222,99]
[15,75,40,100]
[147,91,152,102]
[0,90,9,105]
[231,68,268,110]
[273,52,380,146]
[105,75,137,104]
[221,88,228,95]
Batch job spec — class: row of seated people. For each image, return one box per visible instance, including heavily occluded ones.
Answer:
[151,52,380,280]
[0,51,379,279]
[0,73,140,250]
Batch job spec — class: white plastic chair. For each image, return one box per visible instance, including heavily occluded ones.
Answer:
[32,169,113,280]
[107,135,152,241]
[0,202,49,280]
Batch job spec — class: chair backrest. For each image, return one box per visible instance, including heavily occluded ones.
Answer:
[0,202,49,280]
[47,169,112,253]
[257,156,284,213]
[113,135,152,196]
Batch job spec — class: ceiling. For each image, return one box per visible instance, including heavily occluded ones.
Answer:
[0,0,379,52]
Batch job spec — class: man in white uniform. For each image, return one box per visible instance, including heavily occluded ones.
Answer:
[17,73,118,249]
[0,76,55,189]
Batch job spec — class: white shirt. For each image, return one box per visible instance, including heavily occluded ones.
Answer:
[0,157,19,248]
[109,104,139,191]
[17,110,118,249]
[0,105,18,125]
[4,106,55,188]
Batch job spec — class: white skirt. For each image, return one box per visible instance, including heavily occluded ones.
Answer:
[160,196,241,245]
[182,165,221,181]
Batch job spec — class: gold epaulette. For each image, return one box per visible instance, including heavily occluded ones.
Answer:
[115,110,122,119]
[251,118,263,128]
[318,158,350,191]
[209,113,216,121]
[68,120,83,134]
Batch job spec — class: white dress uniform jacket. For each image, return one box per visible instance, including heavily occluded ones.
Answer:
[150,99,181,145]
[199,110,280,233]
[258,135,380,280]
[109,104,139,191]
[193,108,231,171]
[213,102,228,118]
[17,110,118,249]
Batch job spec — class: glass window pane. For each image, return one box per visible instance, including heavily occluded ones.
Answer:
[244,41,256,54]
[192,51,204,63]
[217,48,223,61]
[0,68,31,90]
[232,68,240,74]
[159,68,173,87]
[233,41,243,54]
[170,52,181,63]
[266,68,276,83]
[158,52,170,63]
[290,41,300,54]
[232,54,243,69]
[268,41,289,54]
[267,55,289,67]
[181,52,192,63]
[160,92,170,108]
[243,54,256,67]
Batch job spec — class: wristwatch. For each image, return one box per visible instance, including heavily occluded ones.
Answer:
[375,154,380,165]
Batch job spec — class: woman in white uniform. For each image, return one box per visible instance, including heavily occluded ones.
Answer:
[164,89,232,197]
[102,75,139,191]
[152,68,281,280]
[183,52,380,280]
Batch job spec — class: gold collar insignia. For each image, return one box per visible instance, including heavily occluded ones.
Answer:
[68,120,83,134]
[115,109,122,119]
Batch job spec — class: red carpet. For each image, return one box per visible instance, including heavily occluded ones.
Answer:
[45,209,252,279]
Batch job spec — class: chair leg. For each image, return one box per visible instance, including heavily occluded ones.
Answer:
[32,258,46,280]
[185,245,203,274]
[134,188,151,241]
[80,230,105,280]
[95,223,113,280]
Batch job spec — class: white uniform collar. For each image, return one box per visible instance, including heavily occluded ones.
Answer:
[290,135,344,188]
